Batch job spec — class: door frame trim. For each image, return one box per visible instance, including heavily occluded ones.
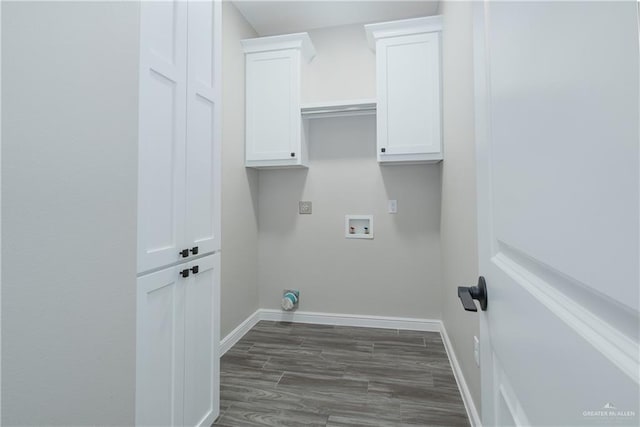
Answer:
[472,2,496,423]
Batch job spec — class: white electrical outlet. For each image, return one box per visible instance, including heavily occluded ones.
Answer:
[388,199,397,214]
[473,336,480,367]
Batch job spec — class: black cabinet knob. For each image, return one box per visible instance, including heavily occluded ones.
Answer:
[179,249,189,258]
[457,277,488,312]
[290,152,295,157]
[180,269,190,278]
[381,148,386,153]
[190,265,199,274]
[190,246,199,255]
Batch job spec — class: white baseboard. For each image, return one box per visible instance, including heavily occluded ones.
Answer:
[440,323,482,427]
[220,309,261,356]
[260,309,441,332]
[220,308,480,427]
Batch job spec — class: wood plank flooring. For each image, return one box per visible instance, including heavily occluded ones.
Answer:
[214,321,469,427]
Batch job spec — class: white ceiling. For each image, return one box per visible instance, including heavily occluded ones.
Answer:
[232,0,440,36]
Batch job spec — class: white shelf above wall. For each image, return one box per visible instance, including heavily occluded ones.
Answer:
[301,99,377,119]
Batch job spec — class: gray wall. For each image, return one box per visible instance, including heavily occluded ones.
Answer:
[258,124,443,317]
[301,23,375,104]
[439,0,481,414]
[2,1,139,425]
[220,2,260,337]
[258,24,442,318]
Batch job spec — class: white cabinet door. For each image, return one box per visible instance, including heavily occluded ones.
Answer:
[138,0,188,273]
[245,49,303,167]
[136,265,185,427]
[185,0,221,254]
[183,254,220,427]
[136,255,220,427]
[376,32,442,163]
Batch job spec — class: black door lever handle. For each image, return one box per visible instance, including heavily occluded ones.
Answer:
[458,287,477,311]
[457,276,488,312]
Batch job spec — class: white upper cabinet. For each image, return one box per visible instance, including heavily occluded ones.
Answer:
[366,16,443,164]
[138,0,221,274]
[242,33,315,168]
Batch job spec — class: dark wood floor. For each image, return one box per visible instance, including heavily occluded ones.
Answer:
[214,321,469,426]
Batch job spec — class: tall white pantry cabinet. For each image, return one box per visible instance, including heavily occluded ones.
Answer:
[136,1,222,427]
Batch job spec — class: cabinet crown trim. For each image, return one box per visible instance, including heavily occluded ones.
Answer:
[241,32,316,62]
[365,15,443,51]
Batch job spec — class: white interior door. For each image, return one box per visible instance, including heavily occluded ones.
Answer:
[474,1,639,425]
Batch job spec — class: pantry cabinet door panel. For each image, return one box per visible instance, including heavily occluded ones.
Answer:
[185,0,221,254]
[136,266,185,427]
[138,0,188,273]
[183,254,220,427]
